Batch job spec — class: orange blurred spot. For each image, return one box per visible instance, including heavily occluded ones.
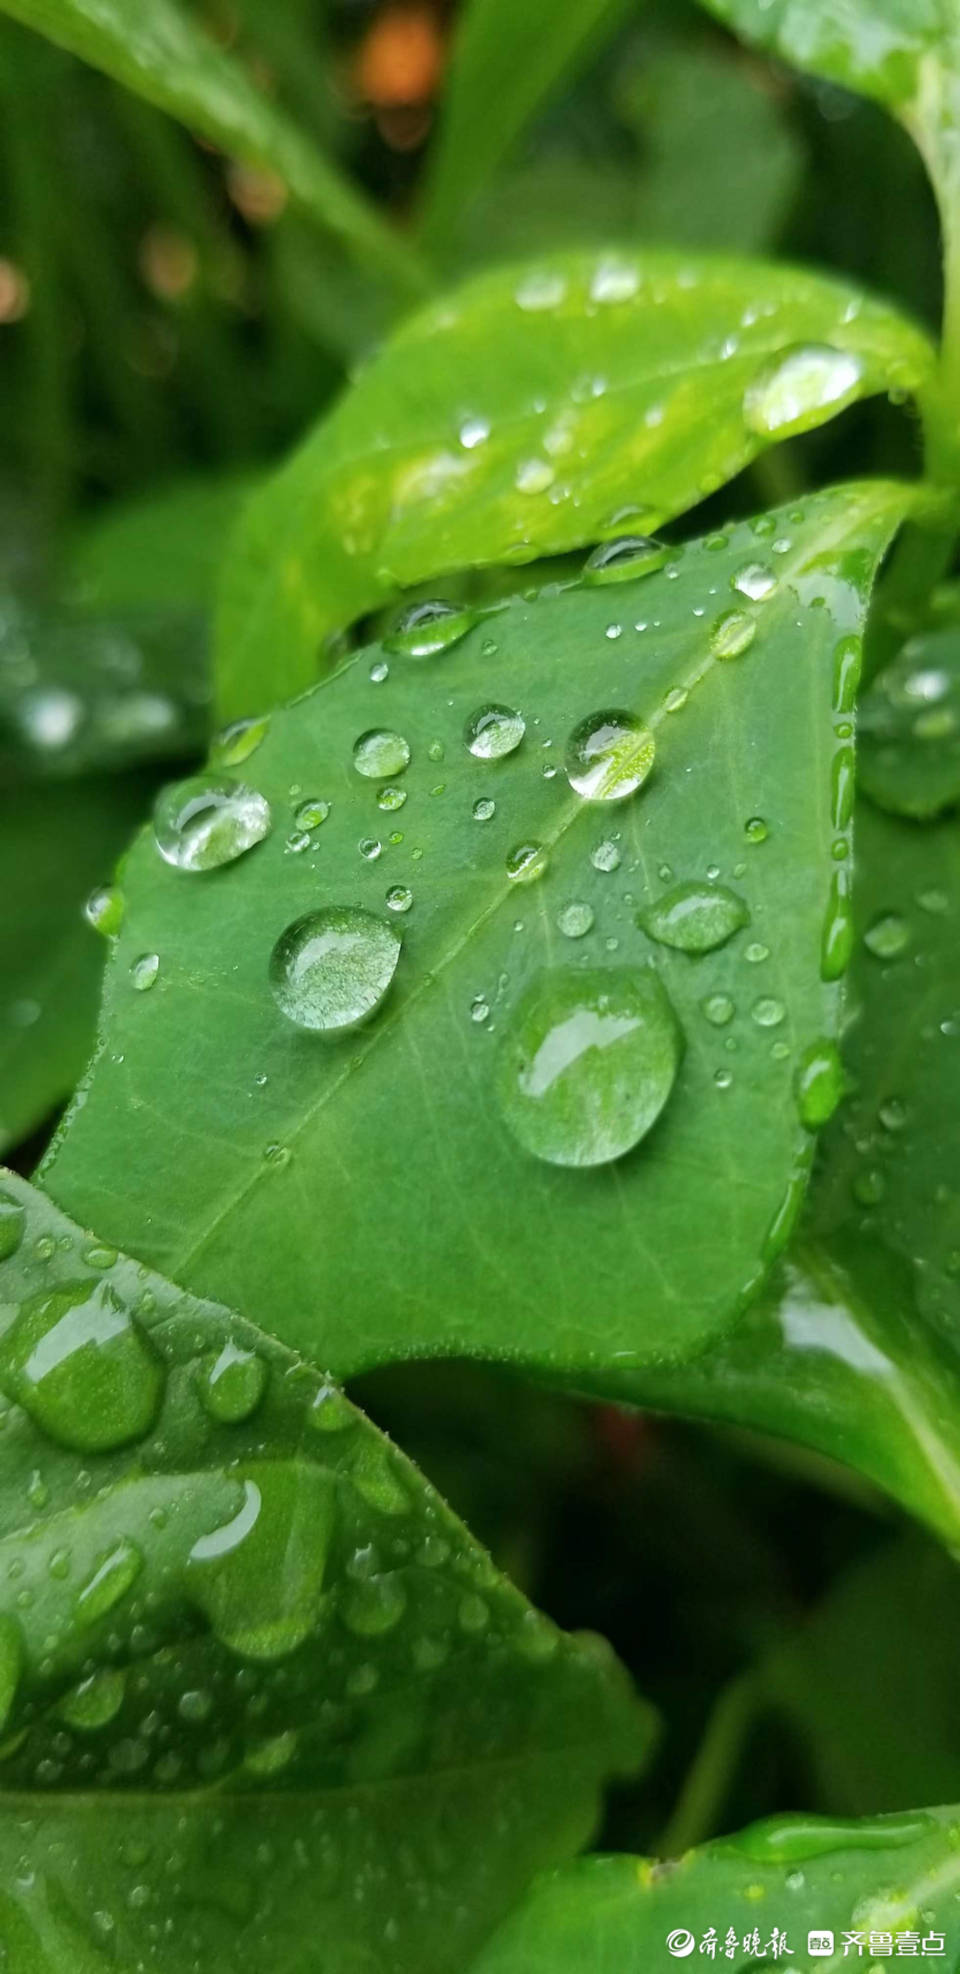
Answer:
[355,6,444,109]
[139,226,199,301]
[226,162,288,226]
[0,259,30,324]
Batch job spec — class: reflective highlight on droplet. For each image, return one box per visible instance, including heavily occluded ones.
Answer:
[566,711,654,802]
[269,906,401,1034]
[154,775,271,872]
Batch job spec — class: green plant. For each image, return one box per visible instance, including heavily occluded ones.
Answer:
[2,0,960,1967]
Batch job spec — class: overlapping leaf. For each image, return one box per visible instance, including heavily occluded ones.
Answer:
[472,1808,960,1971]
[0,1171,648,1974]
[44,485,907,1379]
[216,250,931,716]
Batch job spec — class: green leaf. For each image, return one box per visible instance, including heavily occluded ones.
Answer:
[64,473,255,619]
[0,775,150,1155]
[858,624,960,816]
[603,797,960,1550]
[0,0,427,297]
[0,1170,649,1971]
[215,248,931,718]
[471,1808,960,1972]
[43,484,908,1380]
[698,0,944,112]
[418,0,634,254]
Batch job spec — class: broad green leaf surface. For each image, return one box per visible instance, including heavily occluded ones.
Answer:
[0,776,150,1155]
[601,799,960,1550]
[699,0,944,111]
[472,1809,960,1973]
[45,486,907,1379]
[216,250,931,718]
[0,0,426,298]
[64,474,254,620]
[762,1536,960,1814]
[418,0,633,254]
[0,1171,648,1974]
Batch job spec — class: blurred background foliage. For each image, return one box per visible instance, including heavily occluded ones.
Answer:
[1,0,955,1856]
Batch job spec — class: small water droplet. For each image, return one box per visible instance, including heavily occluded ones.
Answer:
[590,838,621,873]
[352,729,410,779]
[566,710,655,801]
[385,885,413,914]
[369,660,389,684]
[294,798,330,831]
[198,1342,267,1425]
[342,1572,407,1637]
[77,1538,144,1627]
[464,704,525,759]
[384,600,475,659]
[743,344,864,439]
[307,1382,355,1434]
[832,635,862,713]
[358,837,382,861]
[557,901,595,939]
[154,775,271,872]
[642,882,748,954]
[584,536,668,584]
[710,611,757,660]
[378,785,407,812]
[863,911,910,960]
[130,952,160,992]
[473,797,496,822]
[821,869,854,981]
[745,942,769,964]
[506,842,548,883]
[732,563,777,601]
[744,816,768,844]
[84,885,124,937]
[702,993,735,1027]
[496,966,683,1168]
[59,1666,126,1731]
[269,906,401,1034]
[211,714,270,767]
[795,1039,844,1129]
[470,997,490,1024]
[853,1166,886,1206]
[459,415,490,449]
[879,1095,908,1132]
[751,996,785,1028]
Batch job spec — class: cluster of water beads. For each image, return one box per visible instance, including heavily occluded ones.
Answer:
[153,775,271,873]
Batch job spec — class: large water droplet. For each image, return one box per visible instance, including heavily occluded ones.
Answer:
[743,344,864,440]
[269,906,401,1034]
[188,1466,334,1660]
[566,711,655,802]
[384,601,475,659]
[0,1279,164,1453]
[584,536,668,584]
[352,729,411,779]
[821,869,854,981]
[464,704,525,759]
[496,966,683,1168]
[795,1039,844,1130]
[641,881,748,954]
[153,775,271,872]
[198,1342,268,1425]
[732,563,777,602]
[710,611,757,660]
[77,1538,144,1627]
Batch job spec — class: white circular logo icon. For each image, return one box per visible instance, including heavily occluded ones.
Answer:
[666,1930,696,1958]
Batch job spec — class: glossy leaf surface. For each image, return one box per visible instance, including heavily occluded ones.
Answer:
[45,486,907,1377]
[0,0,425,295]
[0,1171,648,1973]
[472,1808,960,1972]
[0,776,150,1154]
[216,250,930,716]
[700,0,944,111]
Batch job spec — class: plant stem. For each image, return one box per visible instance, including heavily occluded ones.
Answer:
[658,1673,760,1859]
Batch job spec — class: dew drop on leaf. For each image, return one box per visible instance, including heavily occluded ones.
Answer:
[821,870,854,980]
[795,1039,844,1130]
[342,1572,407,1637]
[863,911,910,959]
[84,884,125,937]
[307,1381,356,1434]
[269,906,401,1034]
[130,953,160,992]
[384,600,476,659]
[153,775,271,872]
[590,838,622,873]
[743,344,864,439]
[701,993,735,1027]
[583,536,668,584]
[710,610,757,661]
[566,710,655,801]
[506,842,548,883]
[293,798,330,831]
[352,729,411,779]
[495,966,683,1168]
[464,704,525,759]
[188,1467,334,1661]
[557,901,595,939]
[210,713,270,767]
[378,785,407,813]
[76,1538,144,1627]
[0,1278,164,1453]
[745,816,769,844]
[473,797,496,822]
[641,881,748,954]
[198,1341,268,1425]
[385,885,413,914]
[751,996,785,1028]
[732,563,777,601]
[59,1667,127,1732]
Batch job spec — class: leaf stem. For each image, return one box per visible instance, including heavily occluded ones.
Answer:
[658,1673,760,1859]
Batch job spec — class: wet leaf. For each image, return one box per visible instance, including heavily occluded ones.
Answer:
[472,1808,960,1972]
[44,484,908,1377]
[859,624,960,816]
[699,0,944,112]
[0,1169,649,1973]
[215,249,931,717]
[0,775,151,1155]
